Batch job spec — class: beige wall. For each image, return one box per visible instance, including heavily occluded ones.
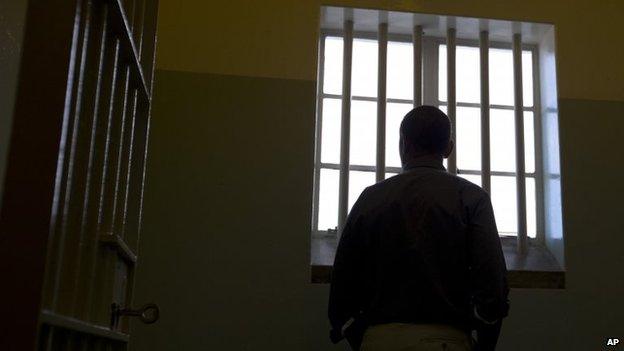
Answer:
[156,0,624,102]
[131,1,624,350]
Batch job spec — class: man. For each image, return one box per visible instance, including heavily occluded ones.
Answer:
[328,106,509,351]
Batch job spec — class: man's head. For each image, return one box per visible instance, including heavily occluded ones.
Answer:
[399,105,454,165]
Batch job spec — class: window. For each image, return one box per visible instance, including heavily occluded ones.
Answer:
[312,13,550,256]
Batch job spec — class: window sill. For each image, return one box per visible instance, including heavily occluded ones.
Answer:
[310,235,565,289]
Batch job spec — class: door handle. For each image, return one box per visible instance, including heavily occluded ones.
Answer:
[111,302,160,328]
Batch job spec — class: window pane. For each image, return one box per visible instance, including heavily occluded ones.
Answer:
[350,101,377,166]
[459,174,482,187]
[457,46,480,103]
[323,36,343,95]
[489,48,514,106]
[352,39,378,97]
[491,175,517,235]
[522,50,533,107]
[524,111,535,173]
[438,45,447,102]
[490,108,516,172]
[438,45,480,104]
[349,171,376,212]
[318,168,339,231]
[456,106,481,171]
[320,98,341,164]
[386,103,413,168]
[387,41,413,100]
[527,177,537,238]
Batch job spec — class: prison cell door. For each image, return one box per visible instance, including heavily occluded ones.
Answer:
[0,0,159,349]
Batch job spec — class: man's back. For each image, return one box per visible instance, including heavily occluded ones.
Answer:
[328,161,509,349]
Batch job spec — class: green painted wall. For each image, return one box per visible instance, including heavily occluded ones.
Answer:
[0,0,28,207]
[131,70,624,350]
[131,1,624,349]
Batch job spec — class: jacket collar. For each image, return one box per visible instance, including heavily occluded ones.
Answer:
[402,159,447,172]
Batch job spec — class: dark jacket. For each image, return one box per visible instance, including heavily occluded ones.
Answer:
[328,160,510,350]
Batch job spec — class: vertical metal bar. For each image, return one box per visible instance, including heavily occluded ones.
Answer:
[480,31,491,194]
[311,34,325,231]
[81,38,121,322]
[446,28,457,174]
[118,90,138,239]
[513,33,528,254]
[532,48,546,244]
[337,20,353,235]
[423,37,438,106]
[376,23,387,182]
[132,0,146,56]
[413,25,423,107]
[42,0,89,312]
[134,0,159,240]
[75,4,116,318]
[55,1,105,314]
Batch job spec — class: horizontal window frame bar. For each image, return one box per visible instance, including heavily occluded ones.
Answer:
[319,163,401,173]
[317,164,536,178]
[321,93,413,104]
[458,169,536,177]
[311,229,532,238]
[320,29,539,51]
[438,101,535,111]
[321,94,536,112]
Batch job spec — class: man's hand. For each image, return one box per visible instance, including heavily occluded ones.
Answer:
[473,319,503,351]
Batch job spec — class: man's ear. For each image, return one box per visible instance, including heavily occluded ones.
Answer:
[443,139,454,159]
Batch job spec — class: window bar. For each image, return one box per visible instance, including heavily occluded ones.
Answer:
[337,20,353,236]
[413,25,423,107]
[513,33,528,254]
[532,48,546,244]
[480,31,491,194]
[311,34,326,232]
[376,23,388,182]
[446,28,457,174]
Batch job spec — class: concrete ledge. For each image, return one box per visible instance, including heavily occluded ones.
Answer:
[310,235,565,289]
[311,264,564,288]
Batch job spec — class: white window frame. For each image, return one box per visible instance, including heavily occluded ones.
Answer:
[311,26,545,253]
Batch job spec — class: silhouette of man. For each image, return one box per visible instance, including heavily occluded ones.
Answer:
[328,106,509,351]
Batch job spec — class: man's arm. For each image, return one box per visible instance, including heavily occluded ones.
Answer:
[467,193,510,351]
[328,190,368,344]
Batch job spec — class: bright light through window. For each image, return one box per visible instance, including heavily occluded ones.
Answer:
[350,101,377,166]
[320,98,341,164]
[387,41,413,99]
[318,168,339,231]
[323,37,343,95]
[456,106,481,170]
[315,34,540,239]
[352,39,378,97]
[490,108,517,172]
[349,171,375,211]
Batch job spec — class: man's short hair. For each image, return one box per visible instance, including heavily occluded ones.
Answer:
[400,105,452,156]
